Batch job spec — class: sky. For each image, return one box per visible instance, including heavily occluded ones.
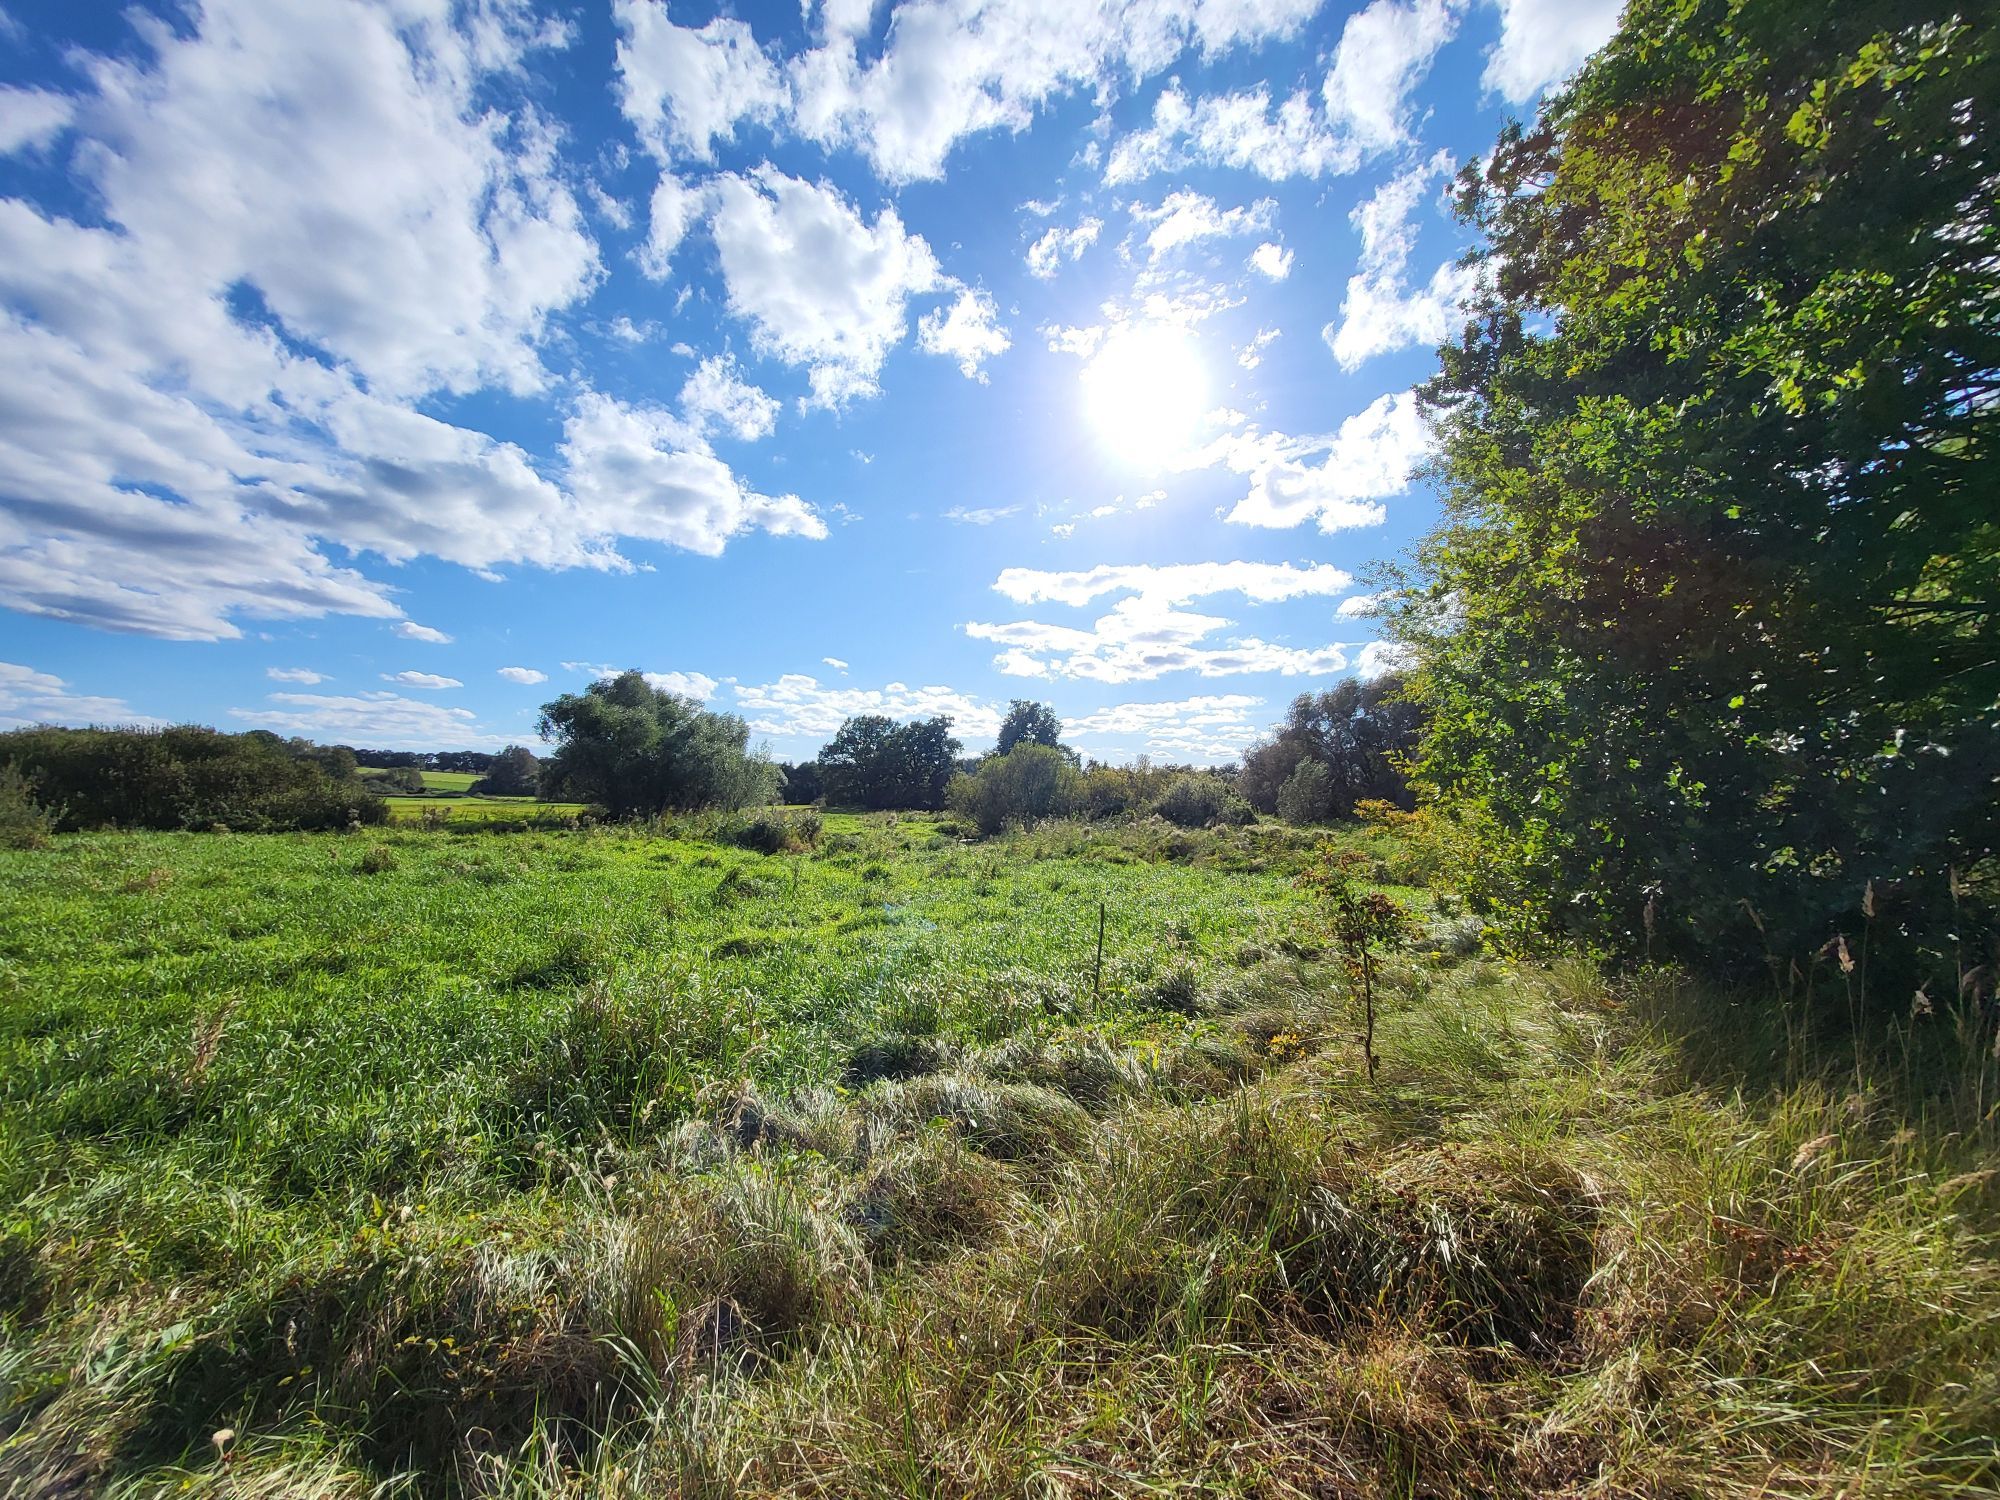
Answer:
[0,0,1621,765]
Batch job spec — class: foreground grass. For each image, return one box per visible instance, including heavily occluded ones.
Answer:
[0,816,1993,1497]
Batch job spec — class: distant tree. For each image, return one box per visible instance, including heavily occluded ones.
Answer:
[1276,758,1336,826]
[383,766,426,794]
[1239,677,1421,818]
[536,671,777,817]
[473,745,540,797]
[778,761,823,805]
[817,714,962,809]
[995,699,1066,757]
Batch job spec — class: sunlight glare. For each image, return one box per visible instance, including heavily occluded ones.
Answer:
[1081,324,1208,468]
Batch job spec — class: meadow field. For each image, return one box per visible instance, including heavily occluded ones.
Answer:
[1,814,1995,1497]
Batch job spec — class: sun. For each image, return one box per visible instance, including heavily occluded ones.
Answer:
[1080,323,1209,468]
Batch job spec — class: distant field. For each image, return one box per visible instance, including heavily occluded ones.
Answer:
[357,768,485,794]
[383,794,586,822]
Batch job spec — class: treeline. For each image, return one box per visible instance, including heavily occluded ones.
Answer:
[352,748,497,773]
[1387,0,1997,993]
[0,726,385,834]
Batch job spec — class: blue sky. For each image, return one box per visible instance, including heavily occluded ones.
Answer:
[0,0,1620,763]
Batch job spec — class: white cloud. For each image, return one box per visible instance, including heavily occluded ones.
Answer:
[394,621,454,644]
[0,660,158,729]
[681,354,781,442]
[822,656,849,671]
[497,666,548,684]
[917,287,1012,380]
[992,560,1351,607]
[0,86,75,155]
[613,2,787,161]
[1335,593,1380,619]
[1248,242,1292,280]
[784,0,1327,185]
[1356,638,1416,679]
[1483,0,1624,103]
[1237,326,1281,368]
[636,173,707,280]
[267,667,327,684]
[1042,322,1106,358]
[1131,190,1275,262]
[643,670,719,699]
[230,690,507,749]
[382,670,463,690]
[969,561,1353,684]
[1105,84,1353,185]
[945,505,1021,525]
[561,391,826,556]
[1025,217,1103,279]
[1323,150,1484,369]
[1063,692,1264,762]
[709,166,942,407]
[1197,390,1430,532]
[1323,0,1458,151]
[732,674,1001,741]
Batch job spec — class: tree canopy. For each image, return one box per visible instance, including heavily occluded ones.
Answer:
[995,700,1066,758]
[1391,0,1998,981]
[1238,678,1421,823]
[536,671,776,817]
[817,715,961,810]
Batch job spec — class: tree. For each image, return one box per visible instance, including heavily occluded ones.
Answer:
[778,761,823,805]
[536,671,777,817]
[473,745,540,797]
[1276,758,1336,826]
[995,699,1066,757]
[1239,678,1422,817]
[1392,0,1999,983]
[817,715,962,810]
[949,743,1083,834]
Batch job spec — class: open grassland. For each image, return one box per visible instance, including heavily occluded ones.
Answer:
[0,815,1994,1498]
[380,797,590,825]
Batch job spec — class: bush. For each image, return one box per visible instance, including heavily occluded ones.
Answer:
[0,725,386,832]
[0,765,54,849]
[357,845,396,874]
[949,744,1082,835]
[1276,758,1336,825]
[733,807,822,855]
[1152,772,1250,829]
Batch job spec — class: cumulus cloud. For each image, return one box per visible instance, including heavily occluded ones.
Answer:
[1323,151,1483,369]
[1063,692,1264,762]
[1130,190,1275,262]
[680,354,781,442]
[230,690,507,749]
[917,287,1011,380]
[1357,638,1416,679]
[1483,0,1625,102]
[613,2,787,161]
[0,0,833,642]
[1105,84,1354,185]
[1237,327,1281,368]
[497,666,547,684]
[0,660,158,728]
[267,667,327,684]
[394,622,454,644]
[731,674,1001,740]
[709,167,942,407]
[561,392,826,556]
[382,670,462,690]
[1323,0,1458,151]
[968,561,1353,684]
[1248,242,1292,280]
[1194,390,1431,532]
[643,670,719,699]
[822,656,848,671]
[1025,217,1103,278]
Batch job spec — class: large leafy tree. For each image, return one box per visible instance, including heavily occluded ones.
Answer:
[536,672,776,816]
[994,699,1066,757]
[1238,677,1422,819]
[1395,0,1997,982]
[817,715,962,809]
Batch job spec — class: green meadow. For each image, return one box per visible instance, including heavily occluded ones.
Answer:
[0,815,1993,1497]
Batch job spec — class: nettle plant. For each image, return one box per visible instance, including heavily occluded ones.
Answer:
[1300,845,1410,1081]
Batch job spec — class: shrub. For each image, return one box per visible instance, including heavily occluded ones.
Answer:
[356,844,396,874]
[0,765,54,849]
[1152,772,1250,829]
[949,744,1083,835]
[733,807,822,855]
